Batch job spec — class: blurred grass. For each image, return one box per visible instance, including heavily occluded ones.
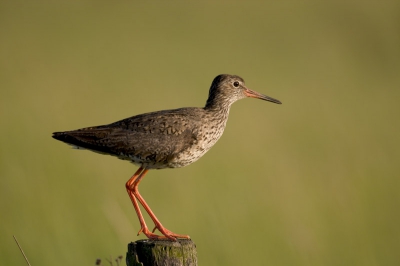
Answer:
[1,1,400,265]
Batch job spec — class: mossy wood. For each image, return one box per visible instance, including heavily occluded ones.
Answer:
[126,239,197,266]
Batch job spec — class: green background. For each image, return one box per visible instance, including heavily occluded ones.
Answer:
[1,1,399,265]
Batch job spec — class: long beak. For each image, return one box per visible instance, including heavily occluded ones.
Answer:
[244,88,282,104]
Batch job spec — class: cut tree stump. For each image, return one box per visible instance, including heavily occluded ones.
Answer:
[126,239,197,266]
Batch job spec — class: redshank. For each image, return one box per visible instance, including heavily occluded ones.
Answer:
[53,74,281,240]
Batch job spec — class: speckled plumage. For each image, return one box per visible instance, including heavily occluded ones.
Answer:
[52,74,281,240]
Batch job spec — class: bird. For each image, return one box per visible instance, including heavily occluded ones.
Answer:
[52,74,282,240]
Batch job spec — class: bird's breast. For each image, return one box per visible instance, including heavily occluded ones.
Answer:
[167,116,228,168]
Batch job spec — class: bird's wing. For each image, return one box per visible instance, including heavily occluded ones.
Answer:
[52,108,202,163]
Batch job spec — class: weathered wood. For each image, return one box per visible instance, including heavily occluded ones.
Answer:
[126,239,197,266]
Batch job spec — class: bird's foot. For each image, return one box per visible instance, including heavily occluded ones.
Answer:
[137,226,189,241]
[137,226,169,240]
[151,225,190,241]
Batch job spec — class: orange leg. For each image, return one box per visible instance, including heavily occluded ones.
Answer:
[126,167,190,240]
[125,167,160,239]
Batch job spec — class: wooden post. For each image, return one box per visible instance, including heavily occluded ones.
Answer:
[126,239,197,266]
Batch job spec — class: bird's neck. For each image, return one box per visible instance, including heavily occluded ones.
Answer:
[204,92,235,110]
[203,99,232,121]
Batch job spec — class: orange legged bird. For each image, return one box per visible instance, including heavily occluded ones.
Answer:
[53,74,282,240]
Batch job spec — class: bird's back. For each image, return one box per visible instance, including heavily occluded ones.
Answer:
[53,107,207,169]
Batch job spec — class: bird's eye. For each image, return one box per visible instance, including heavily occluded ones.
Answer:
[233,81,240,87]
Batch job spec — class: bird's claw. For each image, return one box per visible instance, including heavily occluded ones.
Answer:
[152,224,190,241]
[137,228,143,236]
[137,224,190,241]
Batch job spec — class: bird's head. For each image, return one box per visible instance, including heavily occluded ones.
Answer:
[205,74,282,109]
